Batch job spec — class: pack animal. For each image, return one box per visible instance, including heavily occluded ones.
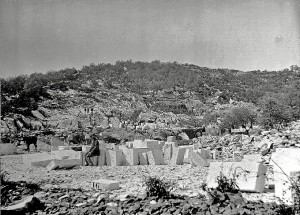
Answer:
[18,135,38,152]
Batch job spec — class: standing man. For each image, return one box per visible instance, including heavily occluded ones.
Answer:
[85,133,100,166]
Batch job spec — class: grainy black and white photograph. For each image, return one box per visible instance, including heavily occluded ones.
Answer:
[0,0,300,214]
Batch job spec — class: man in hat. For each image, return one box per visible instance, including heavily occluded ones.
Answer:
[85,133,100,166]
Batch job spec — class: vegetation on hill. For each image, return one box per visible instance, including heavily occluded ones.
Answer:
[1,61,300,129]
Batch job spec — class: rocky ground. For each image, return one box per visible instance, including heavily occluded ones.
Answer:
[1,152,293,215]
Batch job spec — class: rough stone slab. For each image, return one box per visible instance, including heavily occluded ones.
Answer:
[51,150,82,160]
[106,150,124,166]
[92,179,120,190]
[147,150,165,165]
[139,152,149,165]
[167,136,176,142]
[0,144,17,155]
[22,153,54,167]
[206,162,267,193]
[47,159,81,170]
[189,151,209,167]
[170,147,186,165]
[122,148,151,166]
[243,154,262,162]
[271,148,300,205]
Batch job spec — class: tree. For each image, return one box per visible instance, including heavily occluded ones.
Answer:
[258,93,293,129]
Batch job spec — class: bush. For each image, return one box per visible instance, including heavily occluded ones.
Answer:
[142,175,176,198]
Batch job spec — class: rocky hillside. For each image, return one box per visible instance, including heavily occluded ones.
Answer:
[1,61,300,139]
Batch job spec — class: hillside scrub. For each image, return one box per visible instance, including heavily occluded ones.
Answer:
[1,61,300,121]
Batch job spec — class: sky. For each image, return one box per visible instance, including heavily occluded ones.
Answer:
[0,0,299,78]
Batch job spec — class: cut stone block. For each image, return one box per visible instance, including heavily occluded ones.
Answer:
[243,154,262,162]
[233,151,243,162]
[92,179,120,190]
[144,139,159,149]
[199,149,211,159]
[106,150,124,166]
[58,146,70,150]
[47,159,81,170]
[126,141,133,148]
[82,145,92,152]
[271,148,300,205]
[122,148,151,166]
[163,146,172,164]
[167,136,176,142]
[206,162,267,193]
[50,136,65,147]
[158,141,165,150]
[139,152,149,165]
[22,153,54,167]
[0,144,17,155]
[147,150,165,165]
[132,139,159,149]
[193,143,200,151]
[170,147,186,165]
[51,150,82,160]
[189,151,209,167]
[211,150,221,160]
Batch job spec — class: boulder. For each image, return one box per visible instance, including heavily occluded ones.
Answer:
[31,110,45,120]
[1,195,43,214]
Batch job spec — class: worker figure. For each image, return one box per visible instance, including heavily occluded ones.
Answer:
[85,133,100,166]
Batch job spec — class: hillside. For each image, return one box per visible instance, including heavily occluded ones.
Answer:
[1,61,300,138]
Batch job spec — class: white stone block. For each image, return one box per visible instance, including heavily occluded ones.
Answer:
[243,154,262,162]
[206,162,267,193]
[211,150,221,160]
[92,179,120,191]
[271,148,300,205]
[189,151,209,167]
[0,144,17,155]
[139,152,149,165]
[167,136,176,142]
[105,150,124,166]
[22,153,54,167]
[58,146,70,150]
[51,150,82,160]
[199,149,211,159]
[122,148,151,166]
[82,145,92,152]
[147,150,165,165]
[47,159,81,170]
[170,148,186,165]
[193,143,200,151]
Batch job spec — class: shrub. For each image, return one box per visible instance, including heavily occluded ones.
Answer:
[142,175,176,198]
